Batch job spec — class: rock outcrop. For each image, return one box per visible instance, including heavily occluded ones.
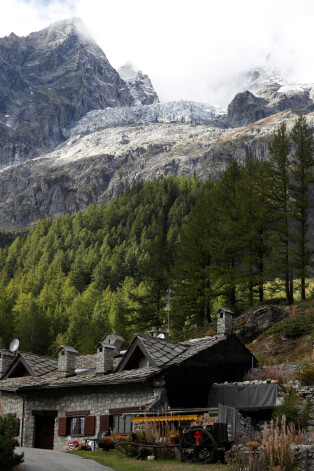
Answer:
[228,83,314,127]
[234,305,289,343]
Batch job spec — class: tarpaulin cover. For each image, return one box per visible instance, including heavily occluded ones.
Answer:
[209,383,279,410]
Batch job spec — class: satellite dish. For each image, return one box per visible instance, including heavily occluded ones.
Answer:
[9,338,19,353]
[157,333,165,339]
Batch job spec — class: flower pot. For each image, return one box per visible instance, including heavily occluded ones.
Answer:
[170,440,176,445]
[196,439,203,446]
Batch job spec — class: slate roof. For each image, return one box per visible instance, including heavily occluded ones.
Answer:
[138,334,188,366]
[0,334,231,392]
[0,365,158,392]
[2,352,58,379]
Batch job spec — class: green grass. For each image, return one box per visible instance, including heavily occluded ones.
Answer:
[73,449,225,471]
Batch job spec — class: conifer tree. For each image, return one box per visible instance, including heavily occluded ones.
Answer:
[268,122,294,304]
[172,180,216,331]
[211,161,242,311]
[237,155,273,304]
[290,115,314,299]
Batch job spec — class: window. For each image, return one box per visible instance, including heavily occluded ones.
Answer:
[58,411,95,437]
[70,417,85,435]
[112,415,131,434]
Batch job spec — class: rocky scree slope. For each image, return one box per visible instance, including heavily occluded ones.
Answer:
[0,109,312,229]
[0,18,134,169]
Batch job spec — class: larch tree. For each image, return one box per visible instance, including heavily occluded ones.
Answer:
[290,115,314,300]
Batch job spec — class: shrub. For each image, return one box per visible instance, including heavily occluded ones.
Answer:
[274,386,313,429]
[297,362,314,386]
[267,311,314,338]
[273,387,301,427]
[0,413,24,471]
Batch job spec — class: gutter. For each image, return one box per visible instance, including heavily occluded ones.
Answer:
[0,387,17,392]
[15,392,25,447]
[16,373,157,392]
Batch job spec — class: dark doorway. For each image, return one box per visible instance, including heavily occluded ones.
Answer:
[34,415,55,449]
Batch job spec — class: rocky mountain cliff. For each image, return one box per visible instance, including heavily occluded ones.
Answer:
[0,20,314,229]
[118,63,159,106]
[0,18,134,169]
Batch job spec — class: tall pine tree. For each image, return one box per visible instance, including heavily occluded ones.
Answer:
[290,115,314,299]
[269,122,294,304]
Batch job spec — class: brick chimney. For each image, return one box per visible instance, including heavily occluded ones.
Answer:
[57,346,78,378]
[0,349,14,378]
[217,308,233,335]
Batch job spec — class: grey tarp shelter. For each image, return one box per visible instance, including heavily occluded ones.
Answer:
[209,383,280,411]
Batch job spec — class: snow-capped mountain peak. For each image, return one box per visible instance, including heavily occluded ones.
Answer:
[244,66,287,94]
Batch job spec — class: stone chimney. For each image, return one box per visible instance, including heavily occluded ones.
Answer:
[96,342,116,375]
[96,334,125,376]
[101,333,125,354]
[0,349,14,378]
[217,308,233,335]
[57,346,78,378]
[148,327,167,339]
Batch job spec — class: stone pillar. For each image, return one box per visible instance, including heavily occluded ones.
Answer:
[96,343,116,375]
[217,307,233,335]
[0,349,14,378]
[57,346,78,378]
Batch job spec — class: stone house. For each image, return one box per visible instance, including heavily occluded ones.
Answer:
[0,309,256,450]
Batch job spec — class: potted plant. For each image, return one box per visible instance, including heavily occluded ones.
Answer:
[246,440,259,451]
[166,430,179,445]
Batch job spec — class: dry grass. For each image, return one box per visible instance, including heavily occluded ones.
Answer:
[262,416,306,471]
[248,333,313,365]
[244,366,288,383]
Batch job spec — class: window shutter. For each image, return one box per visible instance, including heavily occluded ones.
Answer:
[99,415,110,433]
[84,415,95,435]
[58,417,67,436]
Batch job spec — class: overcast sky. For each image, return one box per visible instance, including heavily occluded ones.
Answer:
[1,0,314,105]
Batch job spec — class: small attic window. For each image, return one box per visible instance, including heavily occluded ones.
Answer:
[220,313,223,318]
[62,351,65,356]
[99,347,103,353]
[123,345,150,370]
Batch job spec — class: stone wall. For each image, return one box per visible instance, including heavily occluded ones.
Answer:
[293,445,314,471]
[1,383,155,451]
[0,390,23,419]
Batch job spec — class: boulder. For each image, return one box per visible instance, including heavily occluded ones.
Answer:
[234,305,289,342]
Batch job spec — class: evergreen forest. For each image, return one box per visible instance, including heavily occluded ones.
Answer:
[0,116,313,356]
